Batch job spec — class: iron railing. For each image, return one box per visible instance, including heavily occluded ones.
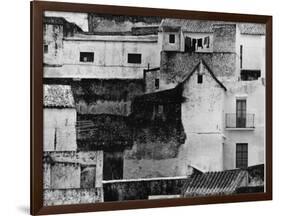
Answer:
[225,113,255,129]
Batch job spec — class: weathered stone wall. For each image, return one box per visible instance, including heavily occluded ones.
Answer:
[51,163,81,189]
[103,177,187,201]
[213,24,236,53]
[88,14,161,33]
[44,188,103,206]
[123,101,186,178]
[160,51,236,88]
[43,24,64,66]
[43,151,103,189]
[145,69,160,93]
[71,79,144,116]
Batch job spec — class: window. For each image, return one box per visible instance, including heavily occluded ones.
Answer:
[155,78,160,89]
[103,151,123,180]
[80,52,94,62]
[158,105,164,115]
[197,74,203,84]
[44,44,48,53]
[128,53,142,64]
[241,70,261,81]
[236,143,248,169]
[240,45,243,69]
[80,165,96,188]
[236,99,246,128]
[169,34,175,43]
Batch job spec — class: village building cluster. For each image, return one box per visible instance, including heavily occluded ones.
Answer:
[43,13,265,205]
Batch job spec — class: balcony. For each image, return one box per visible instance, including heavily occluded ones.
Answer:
[225,113,255,130]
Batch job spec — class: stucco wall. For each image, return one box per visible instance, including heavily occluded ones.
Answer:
[239,34,266,77]
[213,24,236,53]
[179,63,225,172]
[44,35,161,79]
[43,24,64,66]
[181,63,225,133]
[185,133,224,171]
[51,163,81,189]
[43,151,103,189]
[223,80,265,169]
[43,108,77,151]
[161,31,181,51]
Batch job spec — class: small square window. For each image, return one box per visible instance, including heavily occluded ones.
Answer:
[80,52,94,62]
[128,53,142,64]
[44,44,48,53]
[197,74,203,84]
[169,34,175,43]
[155,79,159,89]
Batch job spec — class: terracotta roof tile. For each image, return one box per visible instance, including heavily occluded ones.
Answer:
[182,169,248,197]
[44,85,75,108]
[160,19,265,35]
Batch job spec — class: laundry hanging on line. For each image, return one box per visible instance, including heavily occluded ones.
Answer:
[184,36,210,52]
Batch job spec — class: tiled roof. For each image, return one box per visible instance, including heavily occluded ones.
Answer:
[160,19,265,35]
[179,60,227,91]
[44,85,75,108]
[161,19,215,33]
[238,23,266,35]
[182,169,248,197]
[132,84,184,104]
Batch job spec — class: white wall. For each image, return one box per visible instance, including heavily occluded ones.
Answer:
[2,0,280,216]
[43,108,77,151]
[223,80,265,169]
[239,34,266,77]
[44,35,161,79]
[161,31,181,51]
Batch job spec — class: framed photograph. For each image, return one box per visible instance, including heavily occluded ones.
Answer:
[31,1,272,215]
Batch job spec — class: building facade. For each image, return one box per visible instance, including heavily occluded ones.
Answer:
[43,14,265,203]
[154,19,265,172]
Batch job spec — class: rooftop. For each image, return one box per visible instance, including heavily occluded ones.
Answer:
[160,19,265,35]
[182,169,248,197]
[43,84,75,108]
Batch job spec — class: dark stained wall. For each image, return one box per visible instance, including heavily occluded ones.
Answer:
[160,51,236,85]
[103,178,187,201]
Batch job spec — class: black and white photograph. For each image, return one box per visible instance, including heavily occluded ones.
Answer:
[42,11,266,206]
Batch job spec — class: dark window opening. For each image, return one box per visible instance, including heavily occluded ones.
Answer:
[80,165,96,188]
[103,151,123,180]
[236,99,247,128]
[241,70,261,81]
[80,52,94,62]
[44,44,48,53]
[128,53,142,64]
[169,34,175,43]
[155,78,160,89]
[236,143,248,169]
[240,45,243,69]
[197,74,203,84]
